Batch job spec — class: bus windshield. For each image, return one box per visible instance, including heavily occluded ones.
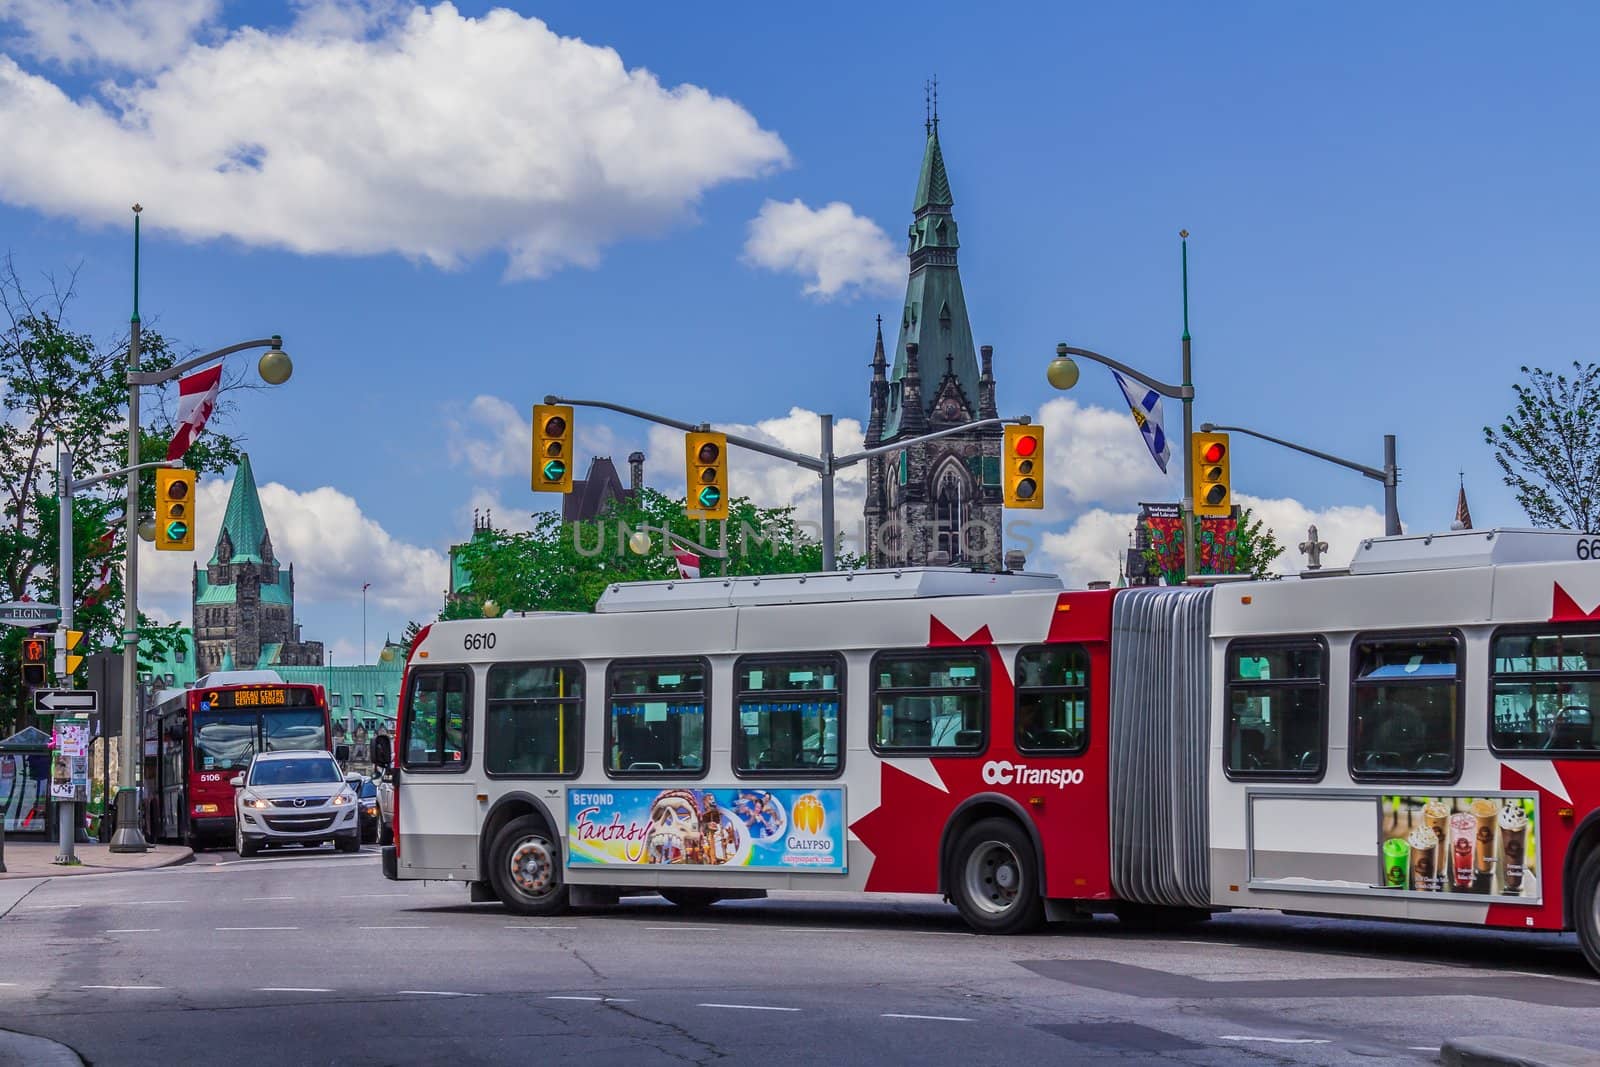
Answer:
[263,709,327,752]
[192,711,258,772]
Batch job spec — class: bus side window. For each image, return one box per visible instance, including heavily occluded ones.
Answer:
[605,661,708,777]
[869,650,986,755]
[1014,645,1090,754]
[733,655,843,776]
[1223,639,1327,780]
[403,669,472,772]
[1349,633,1461,782]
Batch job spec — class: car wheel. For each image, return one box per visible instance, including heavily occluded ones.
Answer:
[1576,847,1600,978]
[235,822,259,858]
[489,815,569,916]
[947,818,1045,935]
[336,832,360,853]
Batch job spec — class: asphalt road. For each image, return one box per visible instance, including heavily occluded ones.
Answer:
[2,846,1599,1066]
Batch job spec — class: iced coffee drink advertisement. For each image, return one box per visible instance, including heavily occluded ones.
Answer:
[1380,795,1536,897]
[566,787,847,872]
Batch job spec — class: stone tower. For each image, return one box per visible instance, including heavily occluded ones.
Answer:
[863,112,1003,568]
[192,454,324,674]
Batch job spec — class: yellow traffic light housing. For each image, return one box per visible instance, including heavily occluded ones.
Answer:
[155,468,197,551]
[21,636,48,686]
[532,404,575,493]
[685,431,729,521]
[1192,432,1232,517]
[1003,424,1045,509]
[63,630,84,677]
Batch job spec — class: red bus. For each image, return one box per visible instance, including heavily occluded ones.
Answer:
[144,670,333,849]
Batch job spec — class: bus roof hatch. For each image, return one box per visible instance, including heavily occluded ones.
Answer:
[595,567,1063,613]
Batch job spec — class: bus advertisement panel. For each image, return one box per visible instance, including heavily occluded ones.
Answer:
[1379,794,1538,899]
[568,787,847,872]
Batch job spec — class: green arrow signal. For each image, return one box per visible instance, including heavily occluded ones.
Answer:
[542,459,567,482]
[165,520,189,541]
[696,486,722,509]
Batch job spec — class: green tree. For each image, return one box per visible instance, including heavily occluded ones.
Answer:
[1143,507,1285,584]
[0,260,243,733]
[1484,362,1600,532]
[442,489,858,619]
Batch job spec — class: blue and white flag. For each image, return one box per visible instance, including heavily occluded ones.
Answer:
[1112,371,1171,474]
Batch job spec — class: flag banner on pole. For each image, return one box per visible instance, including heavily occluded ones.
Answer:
[1113,370,1171,474]
[674,546,700,580]
[166,364,224,461]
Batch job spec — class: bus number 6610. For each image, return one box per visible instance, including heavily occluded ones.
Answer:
[1577,539,1600,560]
[463,632,497,651]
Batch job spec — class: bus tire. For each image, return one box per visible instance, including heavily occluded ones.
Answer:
[948,817,1045,935]
[1577,848,1600,977]
[660,889,723,911]
[379,821,393,847]
[489,815,569,916]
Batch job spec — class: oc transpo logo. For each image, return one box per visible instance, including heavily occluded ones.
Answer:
[981,760,1084,788]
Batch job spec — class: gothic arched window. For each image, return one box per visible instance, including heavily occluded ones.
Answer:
[931,457,972,564]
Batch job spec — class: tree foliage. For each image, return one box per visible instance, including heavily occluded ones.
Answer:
[0,259,244,733]
[442,489,858,619]
[1144,507,1286,583]
[1484,362,1600,533]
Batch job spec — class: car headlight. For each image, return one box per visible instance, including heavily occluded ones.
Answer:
[241,793,271,810]
[329,792,355,807]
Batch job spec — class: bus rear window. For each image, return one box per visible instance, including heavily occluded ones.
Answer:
[1491,628,1600,756]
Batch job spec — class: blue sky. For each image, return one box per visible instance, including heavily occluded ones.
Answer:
[2,1,1597,659]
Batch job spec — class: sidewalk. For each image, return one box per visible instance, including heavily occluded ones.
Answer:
[0,839,192,879]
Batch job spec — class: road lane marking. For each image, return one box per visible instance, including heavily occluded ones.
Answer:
[257,987,333,993]
[398,990,483,997]
[216,926,299,931]
[125,900,186,905]
[697,1003,799,1013]
[881,1013,972,1022]
[505,925,578,930]
[26,904,82,910]
[81,985,163,990]
[548,995,635,1003]
[0,983,19,987]
[1407,1048,1440,1053]
[105,929,160,933]
[645,925,719,931]
[359,925,430,930]
[1219,1036,1331,1045]
[243,896,295,902]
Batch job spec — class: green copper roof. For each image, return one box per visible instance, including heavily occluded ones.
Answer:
[196,583,238,606]
[260,580,292,606]
[913,125,953,213]
[212,453,270,565]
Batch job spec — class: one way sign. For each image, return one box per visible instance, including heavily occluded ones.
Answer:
[33,689,97,715]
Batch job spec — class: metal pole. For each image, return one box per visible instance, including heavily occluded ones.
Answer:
[1383,434,1401,536]
[819,413,835,572]
[1180,234,1196,578]
[55,449,76,864]
[112,206,148,853]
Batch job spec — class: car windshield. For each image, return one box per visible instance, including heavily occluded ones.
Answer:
[248,757,342,786]
[359,779,377,799]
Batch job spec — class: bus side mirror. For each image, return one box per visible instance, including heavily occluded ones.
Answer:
[334,744,351,763]
[372,734,391,768]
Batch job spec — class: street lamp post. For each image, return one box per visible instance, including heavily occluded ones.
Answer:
[109,206,293,853]
[1200,422,1402,537]
[1047,342,1197,574]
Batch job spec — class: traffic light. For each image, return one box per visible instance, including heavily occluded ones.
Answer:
[62,630,84,677]
[533,404,575,493]
[21,636,48,686]
[155,468,196,551]
[685,431,729,520]
[1192,431,1232,517]
[1003,424,1045,509]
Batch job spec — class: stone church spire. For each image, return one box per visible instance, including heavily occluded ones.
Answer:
[1452,475,1474,531]
[865,315,888,449]
[213,452,271,564]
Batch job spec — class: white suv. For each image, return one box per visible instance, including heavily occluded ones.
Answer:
[232,751,362,857]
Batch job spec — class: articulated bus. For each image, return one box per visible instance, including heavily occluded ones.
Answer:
[145,669,333,849]
[380,528,1600,975]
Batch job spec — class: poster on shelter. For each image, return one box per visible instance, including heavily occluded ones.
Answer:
[567,787,846,872]
[1380,795,1537,899]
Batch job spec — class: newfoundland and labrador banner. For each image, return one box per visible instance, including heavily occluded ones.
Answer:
[566,787,847,872]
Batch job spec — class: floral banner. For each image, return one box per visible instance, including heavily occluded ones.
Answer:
[1142,504,1239,583]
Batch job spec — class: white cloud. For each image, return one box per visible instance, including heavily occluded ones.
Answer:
[1036,396,1176,510]
[139,475,449,624]
[1235,494,1387,574]
[0,0,219,71]
[461,487,537,536]
[0,3,788,277]
[446,396,529,480]
[743,199,902,300]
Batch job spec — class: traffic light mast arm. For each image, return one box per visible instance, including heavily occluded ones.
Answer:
[547,395,826,472]
[1055,345,1194,401]
[65,457,183,494]
[1199,422,1388,483]
[831,416,1016,468]
[126,336,284,387]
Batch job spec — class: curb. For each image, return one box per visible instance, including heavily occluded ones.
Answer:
[0,1028,82,1067]
[1440,1037,1600,1067]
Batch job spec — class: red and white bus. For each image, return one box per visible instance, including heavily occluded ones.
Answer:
[379,527,1600,975]
[145,670,333,849]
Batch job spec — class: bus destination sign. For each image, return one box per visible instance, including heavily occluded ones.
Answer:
[203,687,316,709]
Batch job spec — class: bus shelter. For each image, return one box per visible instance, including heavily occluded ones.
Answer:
[0,726,52,835]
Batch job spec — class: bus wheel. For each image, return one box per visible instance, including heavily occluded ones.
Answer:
[379,821,393,847]
[660,889,723,911]
[490,816,569,916]
[949,818,1044,934]
[1577,848,1600,977]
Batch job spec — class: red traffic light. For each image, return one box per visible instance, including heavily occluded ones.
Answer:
[1201,441,1226,464]
[1013,434,1038,458]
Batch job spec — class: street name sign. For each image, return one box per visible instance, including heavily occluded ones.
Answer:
[0,602,61,627]
[34,690,97,715]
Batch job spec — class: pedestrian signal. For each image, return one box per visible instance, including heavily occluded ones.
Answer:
[155,468,196,551]
[22,636,48,686]
[685,431,729,521]
[533,404,575,493]
[1003,424,1045,509]
[1192,432,1231,517]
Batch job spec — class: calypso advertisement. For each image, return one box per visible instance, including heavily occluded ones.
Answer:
[567,787,846,872]
[1380,794,1537,899]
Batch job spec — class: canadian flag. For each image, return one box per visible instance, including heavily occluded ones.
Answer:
[81,527,118,607]
[166,364,224,461]
[674,546,700,580]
